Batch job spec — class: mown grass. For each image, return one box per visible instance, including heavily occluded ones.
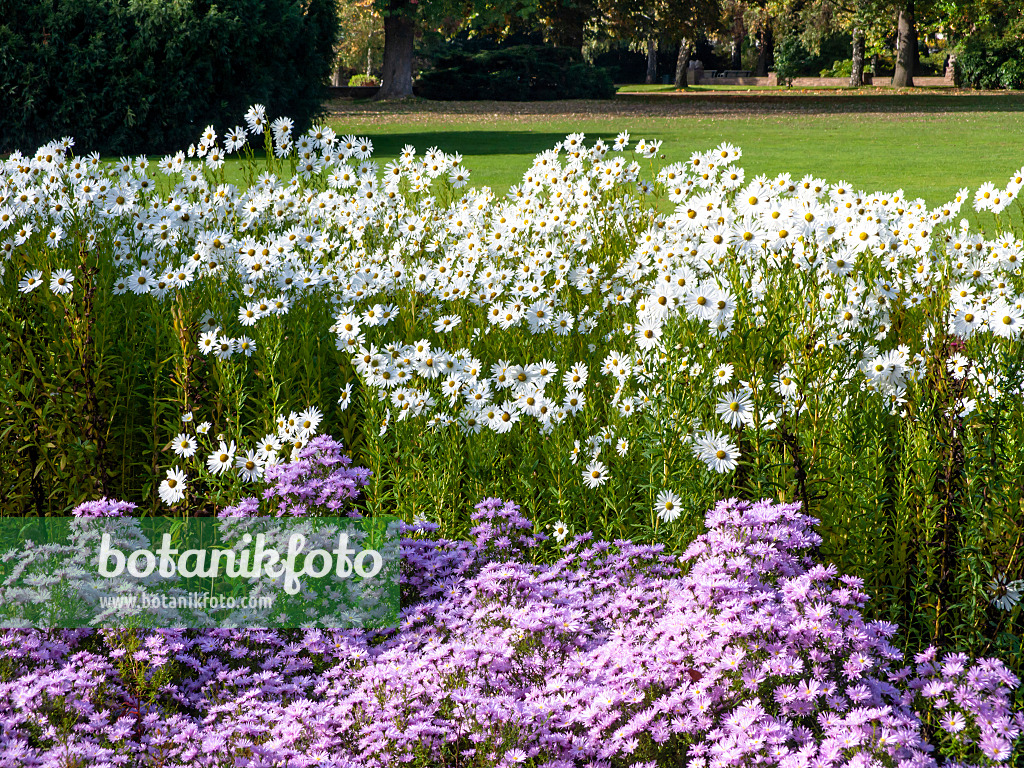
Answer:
[615,84,950,93]
[617,83,796,92]
[321,92,1024,207]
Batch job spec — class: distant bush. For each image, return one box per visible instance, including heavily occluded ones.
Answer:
[918,50,948,76]
[774,34,854,83]
[954,35,1024,89]
[0,0,338,155]
[819,59,853,77]
[997,58,1024,89]
[772,35,804,86]
[347,74,379,87]
[416,45,615,101]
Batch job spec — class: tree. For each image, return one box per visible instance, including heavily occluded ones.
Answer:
[373,0,547,100]
[793,0,873,85]
[891,0,916,85]
[646,36,658,83]
[935,0,1024,42]
[601,0,720,88]
[849,27,865,84]
[674,39,692,87]
[752,8,774,75]
[723,0,747,68]
[670,0,721,88]
[735,0,777,77]
[375,0,417,98]
[796,0,938,88]
[534,0,598,52]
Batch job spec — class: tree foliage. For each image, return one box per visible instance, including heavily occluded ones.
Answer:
[372,0,536,98]
[601,0,722,49]
[335,0,383,77]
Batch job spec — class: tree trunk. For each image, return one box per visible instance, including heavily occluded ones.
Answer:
[755,23,773,77]
[646,36,658,84]
[730,10,744,69]
[675,38,692,89]
[850,28,865,86]
[892,0,916,87]
[375,0,415,100]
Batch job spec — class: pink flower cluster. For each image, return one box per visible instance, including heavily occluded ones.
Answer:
[0,454,1020,768]
[219,434,373,517]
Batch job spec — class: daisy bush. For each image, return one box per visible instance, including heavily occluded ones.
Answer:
[1,493,1021,767]
[1,106,1023,714]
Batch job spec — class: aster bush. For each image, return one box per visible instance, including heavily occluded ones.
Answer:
[1,496,1021,767]
[218,433,373,518]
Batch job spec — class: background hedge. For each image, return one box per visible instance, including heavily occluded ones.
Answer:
[416,46,616,101]
[0,0,339,156]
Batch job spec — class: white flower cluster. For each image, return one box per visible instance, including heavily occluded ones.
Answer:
[158,406,323,505]
[2,106,1023,500]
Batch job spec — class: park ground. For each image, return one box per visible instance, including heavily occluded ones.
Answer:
[323,88,1024,207]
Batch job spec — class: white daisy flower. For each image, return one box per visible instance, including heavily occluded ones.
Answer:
[582,460,609,489]
[716,388,754,429]
[170,433,198,458]
[692,430,740,473]
[49,268,74,295]
[158,467,187,506]
[655,490,682,523]
[235,450,264,483]
[18,269,43,293]
[551,520,569,542]
[206,440,236,475]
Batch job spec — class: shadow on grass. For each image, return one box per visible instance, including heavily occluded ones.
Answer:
[358,132,607,156]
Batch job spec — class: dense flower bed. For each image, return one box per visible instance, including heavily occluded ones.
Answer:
[2,108,1023,767]
[1,449,1020,767]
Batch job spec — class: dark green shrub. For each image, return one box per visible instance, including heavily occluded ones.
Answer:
[415,46,615,101]
[997,59,1024,90]
[0,0,339,155]
[772,35,804,86]
[954,35,1024,89]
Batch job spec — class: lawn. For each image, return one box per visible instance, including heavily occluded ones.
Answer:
[323,91,1024,207]
[616,83,809,92]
